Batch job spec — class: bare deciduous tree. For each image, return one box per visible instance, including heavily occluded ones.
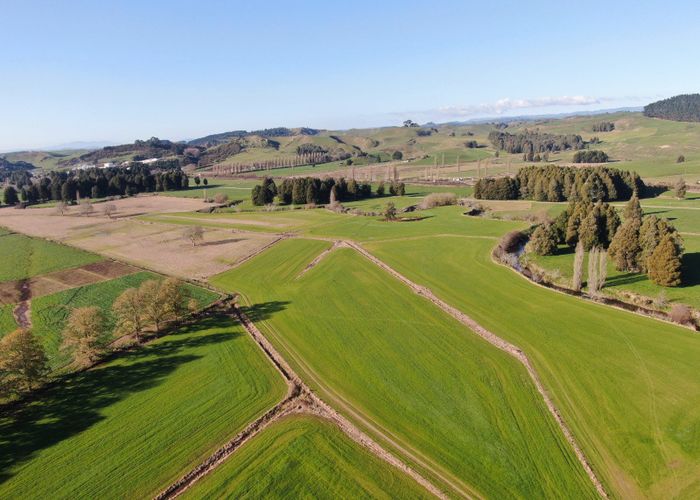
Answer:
[214,193,229,204]
[0,329,49,395]
[79,200,94,217]
[102,203,117,219]
[62,306,109,366]
[113,288,145,342]
[184,226,204,246]
[55,201,69,216]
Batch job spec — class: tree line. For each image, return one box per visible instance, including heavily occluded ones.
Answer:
[0,278,195,400]
[528,195,684,287]
[488,130,585,154]
[1,165,189,206]
[251,176,405,206]
[474,165,644,202]
[644,94,700,122]
[592,121,615,132]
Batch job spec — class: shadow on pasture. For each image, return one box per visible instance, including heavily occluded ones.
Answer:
[553,246,575,256]
[680,252,700,287]
[239,301,290,322]
[605,272,648,287]
[642,209,671,216]
[0,315,237,484]
[198,238,245,247]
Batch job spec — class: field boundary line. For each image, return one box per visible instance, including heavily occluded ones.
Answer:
[295,240,346,279]
[154,304,447,500]
[345,240,609,499]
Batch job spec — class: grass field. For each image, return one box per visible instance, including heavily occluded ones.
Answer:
[31,271,220,368]
[0,231,102,282]
[0,315,286,499]
[182,415,429,499]
[365,233,700,498]
[0,304,17,337]
[211,238,597,498]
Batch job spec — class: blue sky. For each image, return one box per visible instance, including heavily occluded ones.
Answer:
[1,0,699,150]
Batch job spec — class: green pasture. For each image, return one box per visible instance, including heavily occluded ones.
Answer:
[31,271,219,368]
[0,304,18,338]
[182,415,429,499]
[366,232,700,498]
[0,231,102,282]
[0,315,286,499]
[211,238,597,498]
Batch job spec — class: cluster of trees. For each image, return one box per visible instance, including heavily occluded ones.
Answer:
[0,279,194,400]
[251,176,405,206]
[296,144,327,155]
[592,121,615,132]
[475,165,644,202]
[488,130,585,154]
[529,195,684,287]
[644,94,700,122]
[68,137,191,167]
[2,166,189,206]
[573,150,609,163]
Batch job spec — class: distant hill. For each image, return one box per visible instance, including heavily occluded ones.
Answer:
[644,94,700,122]
[0,156,35,171]
[188,127,320,147]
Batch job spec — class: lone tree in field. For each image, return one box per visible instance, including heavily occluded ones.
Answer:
[55,201,69,216]
[392,150,403,160]
[527,223,558,256]
[647,233,683,286]
[113,288,145,342]
[102,203,117,219]
[383,202,397,221]
[62,306,110,367]
[675,177,687,199]
[79,199,94,217]
[194,176,201,186]
[572,241,585,291]
[184,226,204,246]
[0,329,49,396]
[677,155,685,163]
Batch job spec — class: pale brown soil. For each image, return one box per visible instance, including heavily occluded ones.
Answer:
[0,196,278,280]
[0,261,139,307]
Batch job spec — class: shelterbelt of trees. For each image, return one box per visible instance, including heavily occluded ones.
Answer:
[644,93,700,122]
[251,176,405,206]
[488,130,585,154]
[474,165,644,202]
[2,165,189,205]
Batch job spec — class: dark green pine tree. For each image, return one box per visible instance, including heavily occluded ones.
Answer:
[647,234,683,286]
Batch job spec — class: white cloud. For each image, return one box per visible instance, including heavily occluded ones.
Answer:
[436,95,609,117]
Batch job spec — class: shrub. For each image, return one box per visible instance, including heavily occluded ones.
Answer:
[419,192,457,209]
[498,230,528,254]
[669,304,692,325]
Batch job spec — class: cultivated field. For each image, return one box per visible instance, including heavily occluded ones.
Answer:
[365,231,700,498]
[0,196,279,279]
[212,239,597,498]
[31,271,219,367]
[0,315,286,499]
[182,415,429,499]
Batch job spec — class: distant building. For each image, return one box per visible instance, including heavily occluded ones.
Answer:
[102,162,115,169]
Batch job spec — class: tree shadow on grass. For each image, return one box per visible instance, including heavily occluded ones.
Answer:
[0,315,237,484]
[239,301,290,322]
[605,272,648,287]
[680,252,700,287]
